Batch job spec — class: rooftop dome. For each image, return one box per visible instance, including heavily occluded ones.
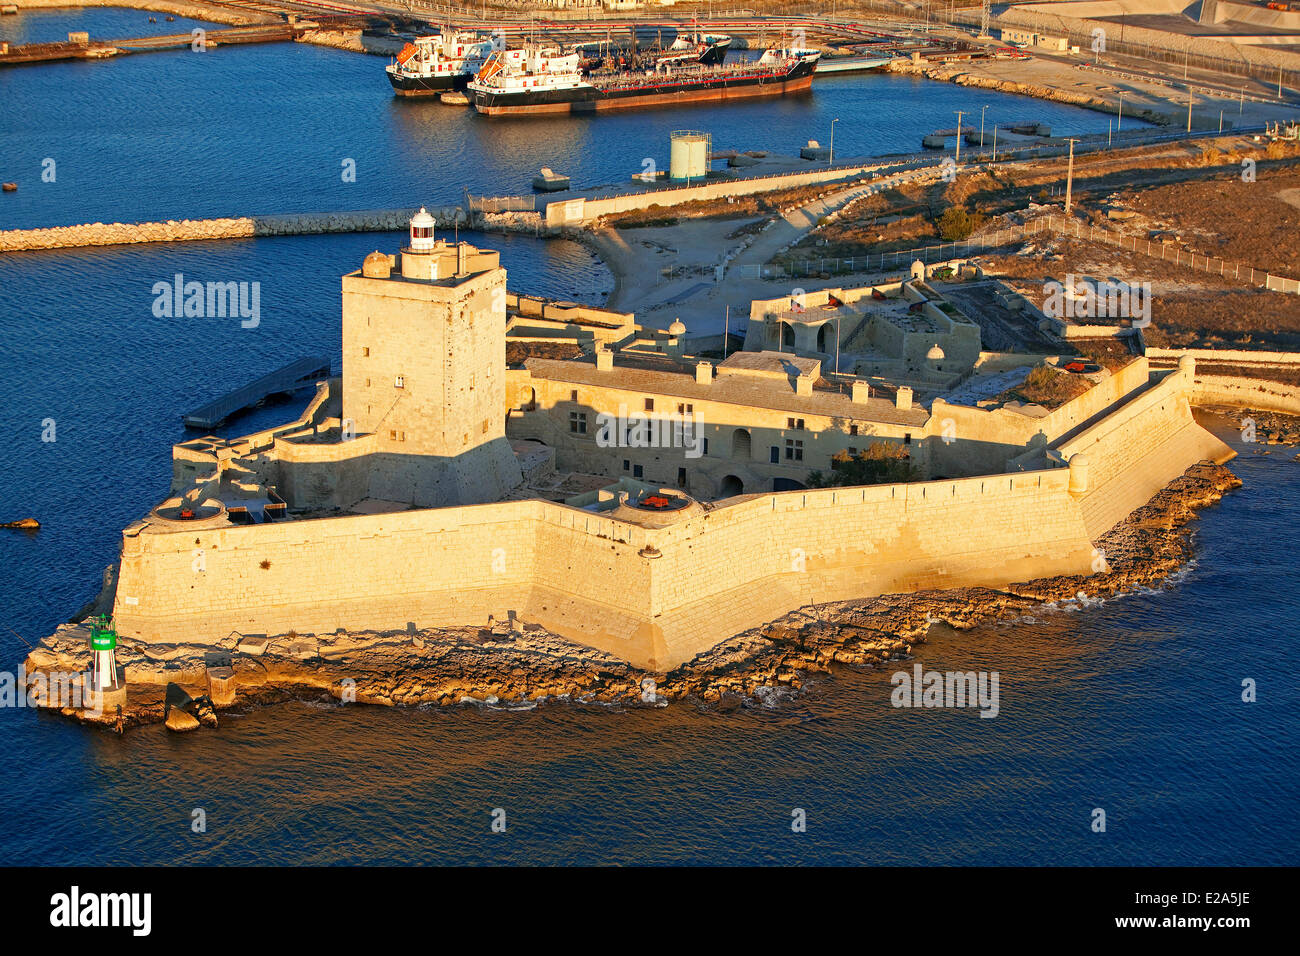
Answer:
[361,250,390,278]
[926,343,946,362]
[668,319,687,336]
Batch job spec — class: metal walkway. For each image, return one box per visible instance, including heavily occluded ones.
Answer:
[182,356,330,431]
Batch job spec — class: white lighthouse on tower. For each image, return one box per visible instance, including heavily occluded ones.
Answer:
[408,206,436,253]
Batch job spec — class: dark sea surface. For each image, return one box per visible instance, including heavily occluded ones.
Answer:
[0,18,1294,866]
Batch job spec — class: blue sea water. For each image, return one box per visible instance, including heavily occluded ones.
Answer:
[0,6,221,46]
[0,21,1294,866]
[2,28,1136,230]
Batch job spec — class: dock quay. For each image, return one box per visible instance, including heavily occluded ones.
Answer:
[183,356,331,430]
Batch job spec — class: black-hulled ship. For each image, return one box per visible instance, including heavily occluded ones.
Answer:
[386,31,495,96]
[468,46,819,117]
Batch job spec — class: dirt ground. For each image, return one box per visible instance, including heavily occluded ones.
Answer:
[978,235,1300,351]
[1119,161,1300,277]
[506,341,583,366]
[774,137,1300,266]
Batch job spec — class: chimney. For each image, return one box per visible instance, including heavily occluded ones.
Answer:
[596,347,614,371]
[456,242,468,277]
[795,373,813,397]
[695,361,713,385]
[895,386,913,411]
[851,380,871,403]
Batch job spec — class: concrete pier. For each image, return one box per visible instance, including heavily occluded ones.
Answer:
[183,356,331,430]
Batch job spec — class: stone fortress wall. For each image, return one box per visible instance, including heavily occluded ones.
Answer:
[110,357,1232,670]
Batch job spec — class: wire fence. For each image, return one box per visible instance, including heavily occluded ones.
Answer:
[469,194,538,213]
[945,7,1300,94]
[765,216,1300,294]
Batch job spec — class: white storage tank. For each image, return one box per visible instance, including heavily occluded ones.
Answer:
[669,130,710,181]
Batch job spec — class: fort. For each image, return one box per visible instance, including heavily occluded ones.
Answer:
[80,210,1234,677]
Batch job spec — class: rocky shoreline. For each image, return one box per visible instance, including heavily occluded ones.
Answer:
[884,59,1172,127]
[21,461,1241,733]
[1201,405,1300,446]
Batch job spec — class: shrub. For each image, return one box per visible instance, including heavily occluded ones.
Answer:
[807,442,919,488]
[937,205,984,241]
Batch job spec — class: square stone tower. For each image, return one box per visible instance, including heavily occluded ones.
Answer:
[340,209,522,507]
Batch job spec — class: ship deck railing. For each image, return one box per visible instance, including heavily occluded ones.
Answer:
[589,59,803,92]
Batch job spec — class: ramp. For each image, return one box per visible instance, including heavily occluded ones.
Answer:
[182,356,330,431]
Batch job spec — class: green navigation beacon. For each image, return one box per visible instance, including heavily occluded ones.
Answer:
[88,615,121,691]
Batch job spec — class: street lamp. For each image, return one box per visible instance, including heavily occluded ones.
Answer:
[830,117,839,166]
[980,104,987,154]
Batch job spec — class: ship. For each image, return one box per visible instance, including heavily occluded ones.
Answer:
[468,46,819,117]
[387,31,496,96]
[668,31,732,65]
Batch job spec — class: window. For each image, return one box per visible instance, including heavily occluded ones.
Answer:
[787,417,805,430]
[570,389,579,402]
[362,347,369,357]
[848,447,858,456]
[389,430,405,441]
[770,447,780,464]
[569,411,587,434]
[644,398,655,412]
[850,424,859,436]
[623,460,630,472]
[395,375,405,388]
[365,378,370,387]
[677,467,687,487]
[785,439,804,462]
[633,464,643,478]
[904,433,912,445]
[703,438,709,455]
[677,402,694,414]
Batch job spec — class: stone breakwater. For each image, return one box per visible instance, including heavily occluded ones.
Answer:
[23,462,1241,732]
[885,59,1171,126]
[0,208,466,253]
[296,29,405,57]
